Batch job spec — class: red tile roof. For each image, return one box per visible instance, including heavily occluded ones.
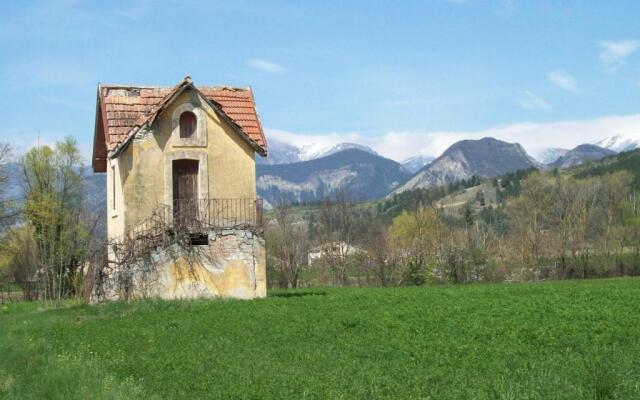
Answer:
[92,77,266,172]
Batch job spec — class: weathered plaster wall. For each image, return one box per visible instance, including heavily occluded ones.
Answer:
[101,89,265,301]
[94,229,266,302]
[108,89,257,235]
[106,157,126,240]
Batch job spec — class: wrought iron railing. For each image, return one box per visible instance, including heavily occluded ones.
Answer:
[131,198,263,237]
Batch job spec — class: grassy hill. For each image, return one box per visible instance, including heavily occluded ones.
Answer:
[436,182,498,212]
[2,279,640,399]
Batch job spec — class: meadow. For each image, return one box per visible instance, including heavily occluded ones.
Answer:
[1,279,640,399]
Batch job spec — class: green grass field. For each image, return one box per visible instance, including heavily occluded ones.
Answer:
[2,279,640,399]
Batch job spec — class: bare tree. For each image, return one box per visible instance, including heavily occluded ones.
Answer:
[359,221,397,286]
[265,203,309,288]
[315,192,365,285]
[506,173,555,265]
[600,172,632,258]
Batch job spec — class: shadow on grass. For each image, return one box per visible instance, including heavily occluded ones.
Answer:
[270,291,327,298]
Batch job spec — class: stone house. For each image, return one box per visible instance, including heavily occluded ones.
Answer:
[91,76,268,301]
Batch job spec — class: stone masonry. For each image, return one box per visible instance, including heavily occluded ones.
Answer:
[92,228,266,303]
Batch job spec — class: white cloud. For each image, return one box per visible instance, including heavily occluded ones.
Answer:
[266,114,640,162]
[598,40,640,71]
[247,59,285,73]
[547,70,576,91]
[517,90,551,111]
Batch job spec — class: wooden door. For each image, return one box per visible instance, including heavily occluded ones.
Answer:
[172,159,199,226]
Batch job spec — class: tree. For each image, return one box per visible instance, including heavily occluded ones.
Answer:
[506,172,555,265]
[389,207,447,285]
[476,190,486,207]
[620,191,640,263]
[600,172,632,257]
[316,193,363,285]
[21,137,88,302]
[0,225,39,299]
[265,203,309,288]
[358,220,397,286]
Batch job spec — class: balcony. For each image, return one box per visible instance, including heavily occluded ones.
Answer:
[131,198,264,237]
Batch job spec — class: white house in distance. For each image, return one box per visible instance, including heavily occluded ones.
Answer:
[308,242,362,265]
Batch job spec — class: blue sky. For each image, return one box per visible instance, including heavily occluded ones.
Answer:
[1,0,640,161]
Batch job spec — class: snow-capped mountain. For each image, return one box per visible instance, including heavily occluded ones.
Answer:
[257,139,378,165]
[310,143,379,160]
[533,148,569,165]
[595,134,640,153]
[401,155,435,173]
[257,139,303,165]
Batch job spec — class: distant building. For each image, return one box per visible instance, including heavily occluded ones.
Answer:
[91,76,267,301]
[308,242,362,265]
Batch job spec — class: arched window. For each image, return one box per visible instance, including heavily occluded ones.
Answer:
[179,111,197,138]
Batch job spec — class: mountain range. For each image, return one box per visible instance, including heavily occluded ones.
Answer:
[2,133,632,216]
[595,134,640,153]
[392,137,541,194]
[257,149,410,206]
[548,144,616,169]
[256,139,378,165]
[531,133,640,168]
[534,148,569,165]
[400,155,435,173]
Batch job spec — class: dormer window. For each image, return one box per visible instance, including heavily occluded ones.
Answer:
[179,111,197,138]
[171,104,206,146]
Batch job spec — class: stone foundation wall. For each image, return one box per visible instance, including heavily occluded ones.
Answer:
[92,229,266,302]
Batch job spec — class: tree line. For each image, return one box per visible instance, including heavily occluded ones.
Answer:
[266,168,640,288]
[3,138,640,298]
